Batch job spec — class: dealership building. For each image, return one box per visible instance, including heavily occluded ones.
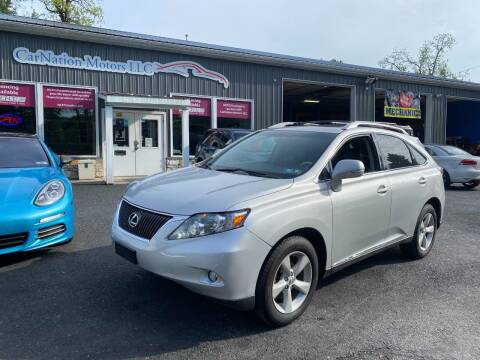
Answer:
[1,14,480,183]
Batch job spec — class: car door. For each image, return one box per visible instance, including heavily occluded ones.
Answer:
[375,134,431,240]
[329,135,392,267]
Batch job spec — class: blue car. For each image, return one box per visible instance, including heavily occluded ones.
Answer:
[0,132,74,255]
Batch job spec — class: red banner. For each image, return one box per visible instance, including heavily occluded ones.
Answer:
[173,97,211,117]
[217,100,251,119]
[43,86,96,110]
[0,82,35,107]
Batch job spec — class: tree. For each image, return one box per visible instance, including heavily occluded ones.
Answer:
[37,0,103,26]
[0,0,20,14]
[379,33,467,80]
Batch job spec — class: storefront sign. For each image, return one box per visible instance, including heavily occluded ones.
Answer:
[43,86,96,109]
[0,82,35,107]
[173,97,211,116]
[384,90,421,119]
[13,47,230,88]
[217,100,251,119]
[0,114,22,126]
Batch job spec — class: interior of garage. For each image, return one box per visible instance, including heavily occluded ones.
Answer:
[283,81,351,123]
[446,98,480,155]
[374,90,426,142]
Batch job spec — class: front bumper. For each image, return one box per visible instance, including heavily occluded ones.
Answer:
[0,197,74,255]
[450,167,480,183]
[112,210,271,306]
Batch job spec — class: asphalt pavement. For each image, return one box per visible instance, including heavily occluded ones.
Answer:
[0,184,479,360]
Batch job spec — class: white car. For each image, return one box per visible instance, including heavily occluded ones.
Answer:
[424,145,480,188]
[113,122,445,326]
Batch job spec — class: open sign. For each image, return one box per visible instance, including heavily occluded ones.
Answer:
[0,114,23,126]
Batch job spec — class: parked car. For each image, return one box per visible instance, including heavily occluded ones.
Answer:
[0,133,74,255]
[112,121,444,326]
[195,128,253,162]
[424,144,480,188]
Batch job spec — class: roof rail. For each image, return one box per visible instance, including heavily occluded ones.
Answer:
[345,121,411,135]
[268,122,320,129]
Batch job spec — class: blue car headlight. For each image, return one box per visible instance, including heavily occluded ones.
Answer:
[34,180,66,206]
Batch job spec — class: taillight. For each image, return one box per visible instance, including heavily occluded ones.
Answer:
[459,159,477,166]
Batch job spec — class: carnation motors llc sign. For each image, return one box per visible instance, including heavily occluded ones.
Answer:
[12,47,230,88]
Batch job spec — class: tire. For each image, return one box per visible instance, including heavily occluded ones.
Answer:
[400,204,437,260]
[462,180,480,189]
[442,170,451,188]
[255,236,319,327]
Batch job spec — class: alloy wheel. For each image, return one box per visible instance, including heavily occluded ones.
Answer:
[418,212,435,251]
[272,251,312,314]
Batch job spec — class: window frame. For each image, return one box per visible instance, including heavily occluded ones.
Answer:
[373,133,427,171]
[319,134,382,182]
[169,93,254,157]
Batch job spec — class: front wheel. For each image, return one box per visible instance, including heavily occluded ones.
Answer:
[255,236,318,326]
[400,204,437,260]
[462,180,480,189]
[442,170,451,188]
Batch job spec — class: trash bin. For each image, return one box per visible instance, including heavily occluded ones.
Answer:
[77,160,96,180]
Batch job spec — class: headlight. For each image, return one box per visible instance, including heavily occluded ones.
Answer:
[168,209,250,240]
[34,180,66,206]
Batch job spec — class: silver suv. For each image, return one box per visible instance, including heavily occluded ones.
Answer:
[112,121,445,326]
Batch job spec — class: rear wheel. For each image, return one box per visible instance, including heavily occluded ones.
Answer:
[255,236,318,326]
[400,204,437,260]
[462,180,480,189]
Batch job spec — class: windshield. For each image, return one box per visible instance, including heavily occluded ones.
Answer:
[441,146,470,156]
[205,130,336,178]
[0,137,50,168]
[232,131,251,141]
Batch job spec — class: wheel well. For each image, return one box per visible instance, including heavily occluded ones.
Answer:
[281,228,327,280]
[426,197,442,225]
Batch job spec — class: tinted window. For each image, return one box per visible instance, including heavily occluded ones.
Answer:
[331,136,380,173]
[409,144,427,165]
[0,137,50,168]
[207,130,336,179]
[442,145,470,156]
[376,134,414,169]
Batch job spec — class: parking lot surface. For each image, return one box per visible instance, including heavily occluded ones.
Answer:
[1,184,479,360]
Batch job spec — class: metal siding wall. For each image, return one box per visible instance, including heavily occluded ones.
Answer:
[2,30,480,136]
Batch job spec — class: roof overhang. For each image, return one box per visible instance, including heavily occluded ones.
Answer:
[100,95,190,109]
[1,14,480,92]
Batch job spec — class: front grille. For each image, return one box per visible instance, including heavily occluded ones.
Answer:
[0,232,28,249]
[37,224,66,240]
[118,200,172,240]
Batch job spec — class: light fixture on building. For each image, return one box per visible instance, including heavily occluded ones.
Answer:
[304,99,320,104]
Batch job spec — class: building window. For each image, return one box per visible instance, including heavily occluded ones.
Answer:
[43,86,96,155]
[172,97,211,156]
[0,82,36,134]
[217,99,252,129]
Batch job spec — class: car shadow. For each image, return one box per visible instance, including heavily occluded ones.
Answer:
[0,245,271,360]
[446,185,478,192]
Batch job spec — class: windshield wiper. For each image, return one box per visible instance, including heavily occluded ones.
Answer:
[213,167,280,178]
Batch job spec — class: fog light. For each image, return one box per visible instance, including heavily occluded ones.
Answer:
[208,271,218,283]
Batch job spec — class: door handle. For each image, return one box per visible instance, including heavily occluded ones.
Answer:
[377,185,390,194]
[418,177,427,185]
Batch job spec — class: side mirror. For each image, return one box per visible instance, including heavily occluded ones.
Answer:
[59,155,72,168]
[331,159,365,192]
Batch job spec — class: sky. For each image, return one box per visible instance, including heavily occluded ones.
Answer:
[90,0,479,82]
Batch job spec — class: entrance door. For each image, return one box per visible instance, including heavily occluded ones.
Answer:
[113,111,164,177]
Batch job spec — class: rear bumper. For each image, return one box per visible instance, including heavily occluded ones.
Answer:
[0,198,74,255]
[450,167,480,183]
[112,213,271,305]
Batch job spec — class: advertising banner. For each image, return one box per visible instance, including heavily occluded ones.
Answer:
[384,90,421,119]
[217,100,251,119]
[0,82,35,107]
[173,97,211,117]
[43,86,96,110]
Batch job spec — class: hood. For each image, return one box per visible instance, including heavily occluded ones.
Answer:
[0,167,58,207]
[125,166,293,215]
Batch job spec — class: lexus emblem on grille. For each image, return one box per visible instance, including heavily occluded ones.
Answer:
[128,212,140,228]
